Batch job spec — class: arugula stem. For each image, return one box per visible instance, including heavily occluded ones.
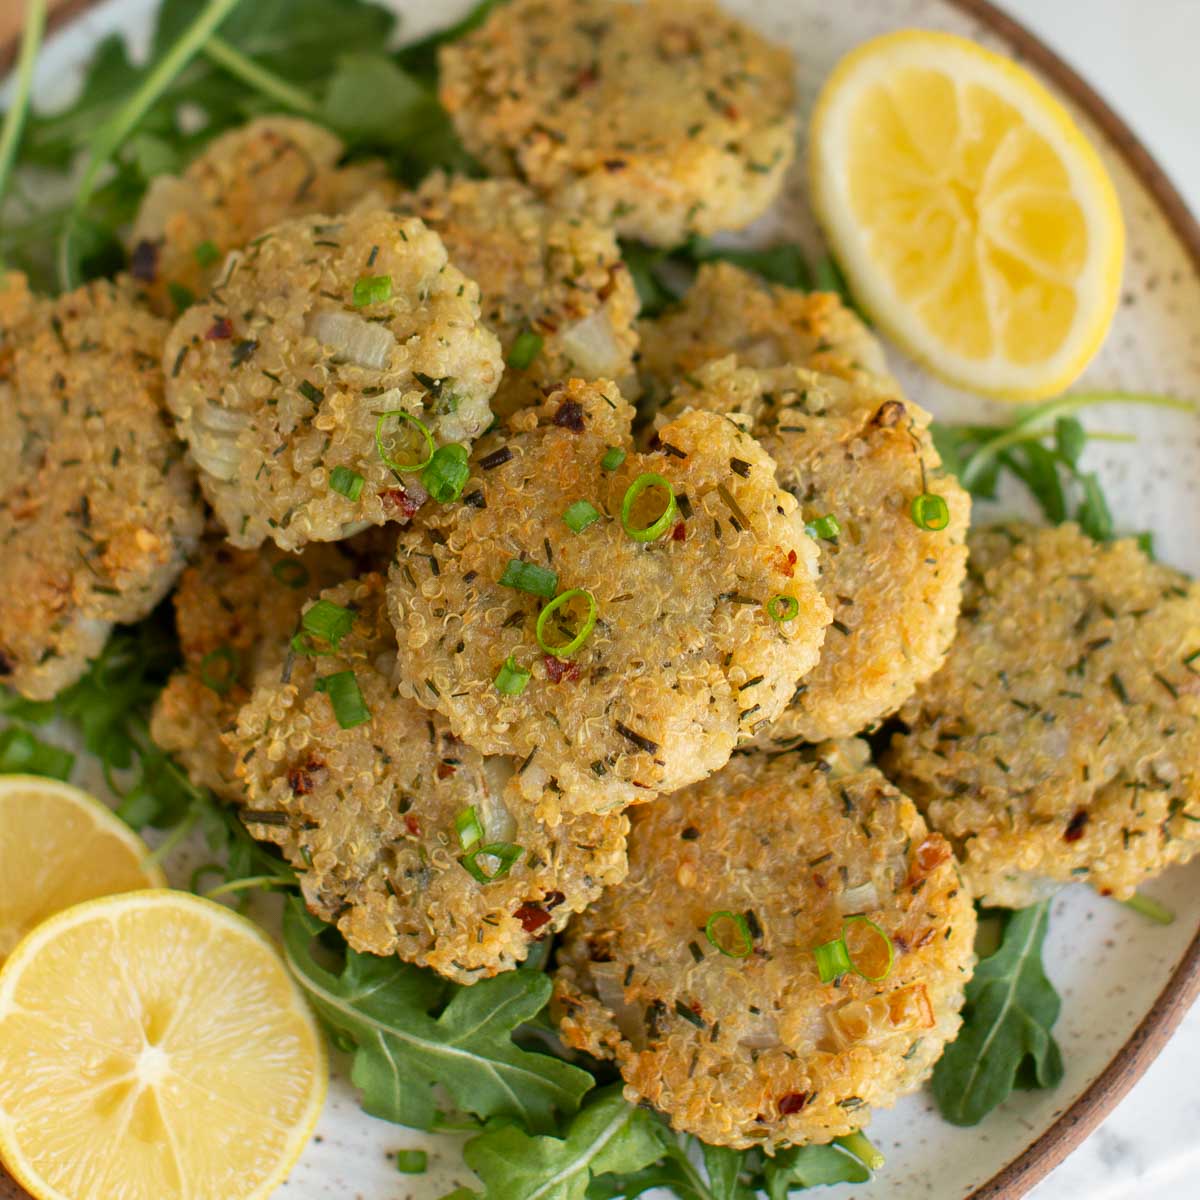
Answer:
[1118,891,1175,925]
[0,0,48,251]
[204,874,298,900]
[202,35,321,116]
[57,0,241,290]
[668,1137,713,1199]
[961,392,1196,489]
[833,1130,885,1171]
[141,805,200,870]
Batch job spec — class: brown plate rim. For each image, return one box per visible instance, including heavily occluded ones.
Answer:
[3,2,1200,1199]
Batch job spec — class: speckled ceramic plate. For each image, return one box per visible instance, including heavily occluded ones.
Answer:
[3,1,1200,1198]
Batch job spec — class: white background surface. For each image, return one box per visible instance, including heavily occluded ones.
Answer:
[1005,8,1200,1199]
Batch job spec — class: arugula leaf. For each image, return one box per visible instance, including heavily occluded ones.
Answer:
[932,901,1063,1126]
[281,898,592,1133]
[0,725,74,779]
[463,1086,669,1200]
[699,1145,747,1200]
[761,1145,869,1198]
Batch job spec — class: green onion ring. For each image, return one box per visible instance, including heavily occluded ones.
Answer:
[535,589,598,657]
[459,841,524,883]
[911,492,950,531]
[271,559,310,589]
[843,915,896,982]
[199,646,238,694]
[814,935,853,983]
[621,472,677,542]
[375,409,434,474]
[767,594,799,622]
[704,910,753,958]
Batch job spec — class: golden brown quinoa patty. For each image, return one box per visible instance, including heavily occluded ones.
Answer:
[0,273,203,700]
[163,207,503,551]
[149,538,355,800]
[553,743,975,1149]
[386,379,830,820]
[636,262,891,412]
[128,117,386,315]
[885,523,1200,907]
[439,0,797,245]
[667,357,969,744]
[393,173,640,416]
[230,574,628,984]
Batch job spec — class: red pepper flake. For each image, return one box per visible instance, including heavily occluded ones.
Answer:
[724,103,740,121]
[778,1093,809,1115]
[287,756,325,795]
[205,317,233,340]
[436,762,456,780]
[788,550,798,566]
[671,521,687,542]
[553,399,586,432]
[404,813,421,836]
[544,890,566,909]
[571,66,598,91]
[1064,810,1089,842]
[544,655,580,683]
[383,488,420,519]
[514,903,553,933]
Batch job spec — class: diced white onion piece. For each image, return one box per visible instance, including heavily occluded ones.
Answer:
[308,310,395,370]
[559,308,621,377]
[840,882,879,913]
[588,962,644,1042]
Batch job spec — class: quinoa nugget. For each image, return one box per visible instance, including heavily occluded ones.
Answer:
[439,0,797,246]
[386,379,830,820]
[666,357,968,744]
[129,117,385,315]
[637,262,892,412]
[393,173,640,415]
[230,574,629,983]
[0,273,203,700]
[149,539,355,800]
[163,208,503,551]
[885,524,1200,907]
[553,744,976,1148]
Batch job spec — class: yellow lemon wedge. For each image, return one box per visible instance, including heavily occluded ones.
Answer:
[810,29,1125,399]
[0,774,166,964]
[0,890,326,1200]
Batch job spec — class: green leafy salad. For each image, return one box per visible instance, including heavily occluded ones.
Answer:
[0,1,1192,1197]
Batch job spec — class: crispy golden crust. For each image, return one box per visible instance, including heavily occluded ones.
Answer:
[439,0,796,245]
[666,358,969,743]
[229,574,628,984]
[552,744,976,1148]
[163,208,503,551]
[149,538,355,800]
[128,117,387,315]
[394,173,640,415]
[386,379,830,820]
[0,273,203,700]
[884,524,1200,906]
[637,263,891,413]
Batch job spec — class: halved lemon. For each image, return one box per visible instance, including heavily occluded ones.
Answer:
[0,890,326,1200]
[0,774,166,964]
[810,29,1125,399]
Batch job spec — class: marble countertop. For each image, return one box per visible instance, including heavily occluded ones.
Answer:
[1003,7,1200,1197]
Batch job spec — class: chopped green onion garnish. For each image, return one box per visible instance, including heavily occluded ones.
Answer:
[704,910,753,958]
[536,589,597,657]
[834,1131,886,1172]
[0,726,75,780]
[814,935,853,983]
[301,599,355,648]
[352,274,392,306]
[329,465,364,500]
[601,446,626,471]
[500,558,559,599]
[767,594,799,622]
[199,646,238,695]
[621,472,677,542]
[314,670,371,729]
[563,499,600,533]
[815,916,896,983]
[271,559,310,589]
[911,492,950,531]
[455,806,484,851]
[1119,891,1175,925]
[460,841,523,883]
[494,655,531,695]
[422,443,470,504]
[376,409,435,474]
[394,1150,428,1175]
[168,282,194,312]
[193,239,220,267]
[805,513,841,541]
[507,328,544,370]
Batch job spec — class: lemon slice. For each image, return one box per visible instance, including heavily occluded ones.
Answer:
[810,29,1125,399]
[0,774,166,964]
[0,890,326,1200]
